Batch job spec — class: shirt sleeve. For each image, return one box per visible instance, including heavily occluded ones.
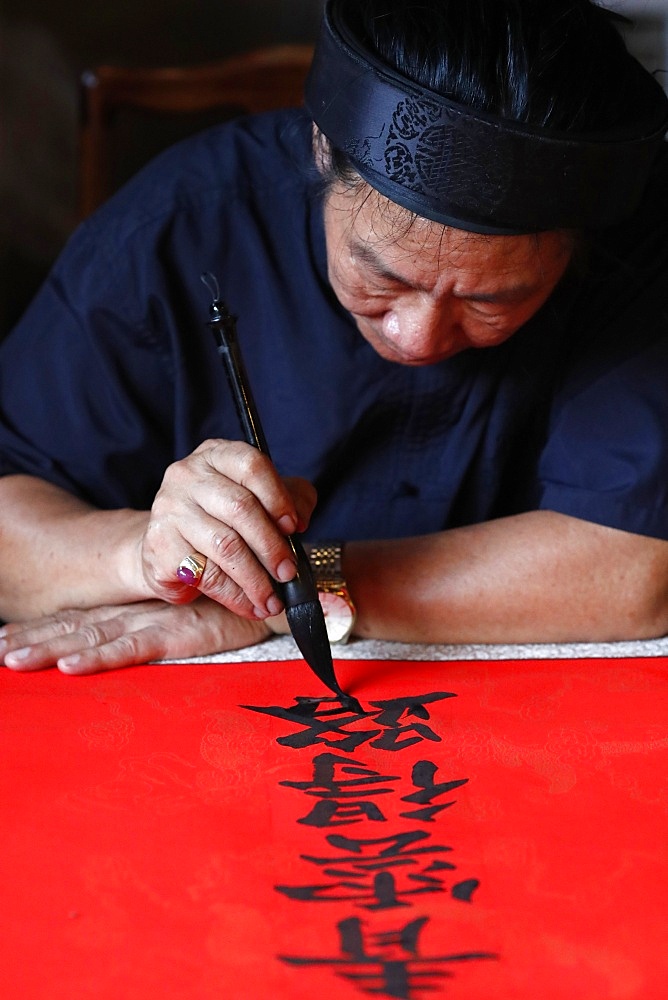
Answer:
[0,110,318,513]
[537,277,668,540]
[0,215,180,509]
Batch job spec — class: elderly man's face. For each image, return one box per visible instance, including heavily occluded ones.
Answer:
[324,182,573,365]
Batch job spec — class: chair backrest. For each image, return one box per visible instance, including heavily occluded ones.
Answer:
[78,44,314,218]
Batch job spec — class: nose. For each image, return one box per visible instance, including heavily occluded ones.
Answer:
[381,294,463,362]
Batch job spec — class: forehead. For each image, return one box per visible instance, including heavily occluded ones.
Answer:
[325,181,571,281]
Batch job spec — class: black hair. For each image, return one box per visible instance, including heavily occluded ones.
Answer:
[317,0,665,189]
[343,0,655,132]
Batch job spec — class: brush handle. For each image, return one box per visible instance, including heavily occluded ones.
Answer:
[208,300,317,609]
[209,305,270,454]
[202,282,356,705]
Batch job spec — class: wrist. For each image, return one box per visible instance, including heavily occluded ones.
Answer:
[112,508,155,600]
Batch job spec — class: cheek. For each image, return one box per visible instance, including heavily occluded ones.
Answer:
[462,325,513,350]
[462,293,553,346]
[458,311,524,350]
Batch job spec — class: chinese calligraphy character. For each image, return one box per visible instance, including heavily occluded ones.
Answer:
[280,916,497,999]
[276,830,479,910]
[243,692,457,752]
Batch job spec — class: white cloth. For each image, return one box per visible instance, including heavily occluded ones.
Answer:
[165,634,668,663]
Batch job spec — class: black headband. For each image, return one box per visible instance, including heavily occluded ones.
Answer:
[304,0,668,233]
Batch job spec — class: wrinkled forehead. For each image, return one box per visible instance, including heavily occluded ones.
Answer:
[327,178,570,268]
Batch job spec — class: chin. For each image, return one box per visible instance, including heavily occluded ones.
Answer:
[369,338,461,366]
[385,351,437,366]
[378,348,454,367]
[379,344,456,366]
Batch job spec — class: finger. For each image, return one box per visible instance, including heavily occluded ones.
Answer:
[170,543,276,621]
[0,605,130,667]
[183,474,298,579]
[175,552,207,587]
[283,476,318,532]
[57,629,157,674]
[150,463,298,602]
[2,602,175,673]
[196,554,284,620]
[175,511,297,613]
[1,598,272,676]
[3,610,135,672]
[58,599,268,674]
[194,440,301,531]
[149,515,283,619]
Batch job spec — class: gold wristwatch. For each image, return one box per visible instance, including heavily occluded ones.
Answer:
[309,542,357,644]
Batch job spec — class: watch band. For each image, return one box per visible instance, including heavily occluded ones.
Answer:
[309,542,345,588]
[308,542,357,643]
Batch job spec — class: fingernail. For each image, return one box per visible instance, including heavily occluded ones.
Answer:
[277,514,297,534]
[252,606,268,620]
[6,646,33,664]
[267,595,284,617]
[0,639,7,656]
[0,626,7,637]
[276,558,297,583]
[58,655,82,673]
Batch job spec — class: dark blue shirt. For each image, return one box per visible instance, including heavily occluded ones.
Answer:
[1,109,667,541]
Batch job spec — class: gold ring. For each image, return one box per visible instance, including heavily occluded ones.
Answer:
[176,553,206,586]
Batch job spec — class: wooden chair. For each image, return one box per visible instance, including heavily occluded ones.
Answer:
[78,44,314,218]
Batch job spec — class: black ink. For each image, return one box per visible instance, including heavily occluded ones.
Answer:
[275,830,480,910]
[247,688,495,994]
[451,878,480,903]
[281,752,402,827]
[280,752,401,798]
[242,700,379,751]
[297,799,388,827]
[279,916,498,999]
[400,760,469,822]
[243,692,457,752]
[365,694,456,751]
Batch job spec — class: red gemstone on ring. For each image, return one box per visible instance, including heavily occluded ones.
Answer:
[176,555,205,586]
[177,565,197,584]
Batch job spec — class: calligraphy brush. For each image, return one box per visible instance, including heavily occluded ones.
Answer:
[201,273,357,707]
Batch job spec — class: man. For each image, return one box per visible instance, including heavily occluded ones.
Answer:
[1,0,667,673]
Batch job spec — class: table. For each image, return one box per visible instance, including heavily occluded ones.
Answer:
[2,637,667,999]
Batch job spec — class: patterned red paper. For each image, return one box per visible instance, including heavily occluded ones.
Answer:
[1,657,666,999]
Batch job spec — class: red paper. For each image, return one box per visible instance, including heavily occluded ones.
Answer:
[1,657,667,999]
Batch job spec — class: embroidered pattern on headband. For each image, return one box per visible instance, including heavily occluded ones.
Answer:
[346,97,512,222]
[305,0,668,233]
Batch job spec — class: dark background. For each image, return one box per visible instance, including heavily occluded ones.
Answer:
[0,0,323,337]
[0,0,665,339]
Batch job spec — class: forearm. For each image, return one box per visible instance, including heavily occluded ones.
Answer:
[0,475,148,620]
[344,511,668,644]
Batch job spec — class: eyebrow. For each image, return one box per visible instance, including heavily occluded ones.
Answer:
[350,240,424,287]
[349,238,540,303]
[465,286,538,304]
